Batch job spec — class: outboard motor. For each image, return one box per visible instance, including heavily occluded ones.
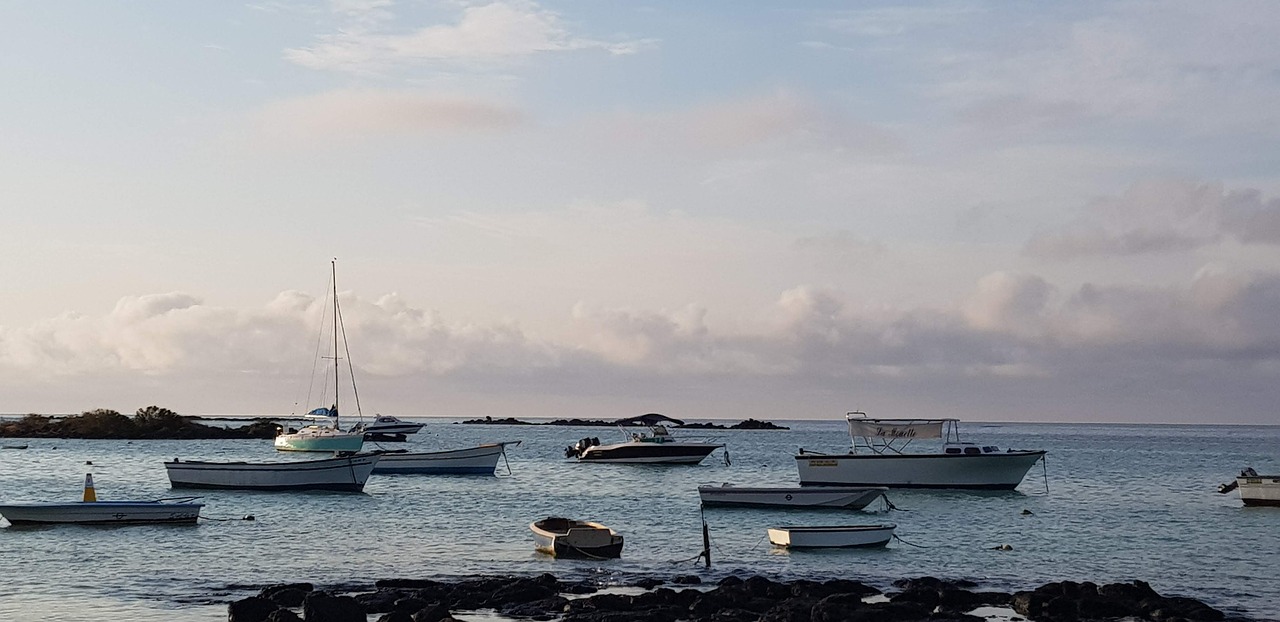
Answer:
[565,437,601,459]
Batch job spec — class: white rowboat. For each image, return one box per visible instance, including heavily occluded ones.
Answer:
[767,523,896,548]
[372,443,515,475]
[0,499,204,526]
[698,485,887,509]
[530,517,624,558]
[164,453,380,492]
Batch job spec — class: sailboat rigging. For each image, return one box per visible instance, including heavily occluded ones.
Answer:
[274,260,367,453]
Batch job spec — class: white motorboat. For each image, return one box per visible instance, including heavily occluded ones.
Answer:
[698,484,887,509]
[274,261,368,454]
[565,413,723,464]
[164,452,380,492]
[350,415,425,439]
[1219,468,1280,507]
[372,442,517,475]
[795,412,1045,490]
[530,517,624,558]
[767,523,896,549]
[0,474,204,526]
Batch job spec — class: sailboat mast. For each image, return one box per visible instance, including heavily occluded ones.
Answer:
[331,258,339,428]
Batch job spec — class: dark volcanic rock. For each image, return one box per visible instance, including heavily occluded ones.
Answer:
[265,609,303,622]
[458,416,533,425]
[259,584,313,608]
[375,613,415,622]
[228,596,280,622]
[672,575,703,585]
[501,595,570,619]
[890,576,1009,613]
[1012,580,1226,622]
[302,591,365,622]
[409,601,452,622]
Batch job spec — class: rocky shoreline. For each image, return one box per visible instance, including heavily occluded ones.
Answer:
[227,573,1249,622]
[458,416,788,430]
[0,406,278,439]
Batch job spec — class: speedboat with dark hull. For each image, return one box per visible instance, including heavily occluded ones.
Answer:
[795,412,1045,490]
[565,413,723,465]
[164,453,380,492]
[530,517,624,558]
[350,415,425,439]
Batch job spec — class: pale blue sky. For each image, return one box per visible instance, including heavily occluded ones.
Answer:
[2,1,1279,423]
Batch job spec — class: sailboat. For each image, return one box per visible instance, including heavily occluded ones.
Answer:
[274,260,368,453]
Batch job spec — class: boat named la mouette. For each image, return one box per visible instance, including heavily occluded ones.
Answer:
[795,412,1045,490]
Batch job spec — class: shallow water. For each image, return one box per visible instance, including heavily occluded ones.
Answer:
[0,420,1276,621]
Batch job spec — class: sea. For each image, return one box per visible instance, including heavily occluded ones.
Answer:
[0,419,1276,622]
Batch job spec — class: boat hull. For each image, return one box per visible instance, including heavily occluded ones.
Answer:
[0,501,204,525]
[1238,475,1280,507]
[698,485,887,509]
[164,454,380,492]
[767,524,896,548]
[795,451,1045,490]
[577,442,722,464]
[530,518,624,559]
[372,444,508,475]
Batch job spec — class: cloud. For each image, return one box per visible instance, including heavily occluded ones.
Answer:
[3,264,1280,422]
[285,0,653,73]
[252,89,524,142]
[583,91,902,157]
[1024,179,1280,259]
[939,2,1280,134]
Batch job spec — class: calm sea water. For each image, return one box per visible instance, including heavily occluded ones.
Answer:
[0,420,1276,622]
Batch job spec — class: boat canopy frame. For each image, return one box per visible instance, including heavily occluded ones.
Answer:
[845,411,963,455]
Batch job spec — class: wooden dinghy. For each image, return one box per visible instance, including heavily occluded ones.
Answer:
[529,517,624,558]
[767,523,896,549]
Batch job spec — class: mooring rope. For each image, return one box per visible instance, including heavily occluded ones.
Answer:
[891,533,928,548]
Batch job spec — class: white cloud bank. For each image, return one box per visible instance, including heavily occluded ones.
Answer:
[3,257,1278,423]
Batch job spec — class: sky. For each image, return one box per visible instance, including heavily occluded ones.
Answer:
[1,1,1279,424]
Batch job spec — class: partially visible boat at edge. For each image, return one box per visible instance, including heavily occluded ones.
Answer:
[1219,467,1280,507]
[164,453,381,492]
[565,413,723,465]
[530,517,624,558]
[698,484,887,509]
[274,260,367,453]
[372,442,518,475]
[0,474,204,526]
[767,523,896,549]
[795,412,1045,490]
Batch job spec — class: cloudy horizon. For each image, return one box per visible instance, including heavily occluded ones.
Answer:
[2,1,1278,424]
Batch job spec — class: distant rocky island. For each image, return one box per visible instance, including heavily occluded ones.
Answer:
[458,415,788,430]
[0,406,279,440]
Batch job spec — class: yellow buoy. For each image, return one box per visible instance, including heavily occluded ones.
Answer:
[83,473,98,502]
